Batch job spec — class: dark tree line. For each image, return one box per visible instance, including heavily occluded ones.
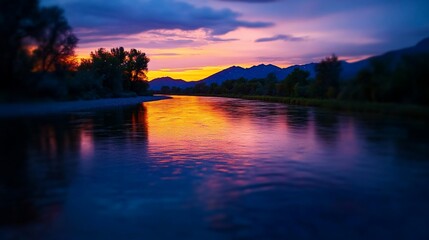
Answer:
[161,53,429,107]
[160,54,341,99]
[0,0,150,101]
[75,47,150,99]
[341,53,429,106]
[0,0,77,93]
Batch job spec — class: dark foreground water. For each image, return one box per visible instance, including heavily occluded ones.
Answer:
[1,96,429,240]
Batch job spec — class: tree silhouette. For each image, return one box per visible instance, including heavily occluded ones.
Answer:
[84,47,150,96]
[342,53,429,105]
[0,0,79,99]
[314,54,341,98]
[127,49,149,81]
[32,7,78,73]
[89,48,123,94]
[279,68,310,97]
[124,49,149,94]
[0,0,40,90]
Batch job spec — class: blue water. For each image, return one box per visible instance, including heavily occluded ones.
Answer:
[1,96,429,239]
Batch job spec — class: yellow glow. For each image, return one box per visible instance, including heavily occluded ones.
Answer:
[147,66,228,81]
[146,61,274,81]
[144,96,265,157]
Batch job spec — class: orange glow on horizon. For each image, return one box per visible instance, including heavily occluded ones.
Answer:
[147,62,294,81]
[76,47,368,82]
[344,55,373,63]
[147,66,228,81]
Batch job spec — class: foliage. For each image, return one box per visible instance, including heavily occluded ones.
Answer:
[32,6,78,73]
[278,68,310,97]
[0,0,78,99]
[313,54,341,98]
[0,1,151,101]
[81,47,150,97]
[161,69,309,97]
[0,0,40,90]
[165,51,429,110]
[341,53,429,106]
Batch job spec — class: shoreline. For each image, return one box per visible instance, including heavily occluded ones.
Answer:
[167,93,429,119]
[0,96,170,118]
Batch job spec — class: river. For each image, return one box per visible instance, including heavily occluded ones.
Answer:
[1,95,429,239]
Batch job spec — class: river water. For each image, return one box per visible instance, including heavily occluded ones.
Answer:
[1,96,429,239]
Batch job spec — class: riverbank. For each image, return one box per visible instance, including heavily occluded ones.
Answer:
[0,95,170,118]
[240,95,429,118]
[170,94,429,119]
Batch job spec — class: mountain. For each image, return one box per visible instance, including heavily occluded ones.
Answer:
[148,63,319,90]
[149,77,196,90]
[148,37,429,90]
[201,63,316,85]
[275,63,317,80]
[201,66,245,85]
[342,37,429,79]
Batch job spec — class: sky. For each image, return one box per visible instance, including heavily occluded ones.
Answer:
[41,0,429,81]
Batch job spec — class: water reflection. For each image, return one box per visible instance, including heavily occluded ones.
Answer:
[0,116,80,226]
[313,110,340,147]
[0,105,148,229]
[285,106,310,134]
[1,96,429,239]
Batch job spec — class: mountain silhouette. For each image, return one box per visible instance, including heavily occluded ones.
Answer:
[149,77,196,91]
[149,37,429,90]
[149,64,316,90]
[342,36,429,79]
[201,64,316,85]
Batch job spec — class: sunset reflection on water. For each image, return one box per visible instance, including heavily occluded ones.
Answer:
[145,96,360,167]
[1,96,429,240]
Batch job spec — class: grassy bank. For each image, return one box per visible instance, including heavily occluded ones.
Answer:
[172,93,429,119]
[241,95,429,118]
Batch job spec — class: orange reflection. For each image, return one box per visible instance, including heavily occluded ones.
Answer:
[142,95,370,185]
[144,96,306,163]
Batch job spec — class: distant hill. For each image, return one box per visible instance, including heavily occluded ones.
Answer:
[149,37,429,90]
[342,37,429,79]
[201,63,316,85]
[276,63,317,80]
[202,64,278,84]
[149,77,196,91]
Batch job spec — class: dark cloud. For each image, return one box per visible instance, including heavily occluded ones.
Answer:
[78,37,135,44]
[147,30,238,43]
[255,34,306,43]
[42,0,273,39]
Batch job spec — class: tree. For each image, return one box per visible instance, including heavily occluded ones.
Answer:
[0,0,79,99]
[279,68,310,97]
[126,49,149,81]
[82,47,150,96]
[0,0,40,90]
[124,49,149,93]
[314,54,342,98]
[32,6,78,74]
[90,48,123,94]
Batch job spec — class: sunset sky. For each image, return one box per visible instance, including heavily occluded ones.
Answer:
[41,0,429,81]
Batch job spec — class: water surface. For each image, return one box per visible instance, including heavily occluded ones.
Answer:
[1,96,429,239]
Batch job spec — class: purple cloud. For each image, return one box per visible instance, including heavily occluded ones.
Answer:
[43,0,273,39]
[207,36,239,42]
[255,34,307,43]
